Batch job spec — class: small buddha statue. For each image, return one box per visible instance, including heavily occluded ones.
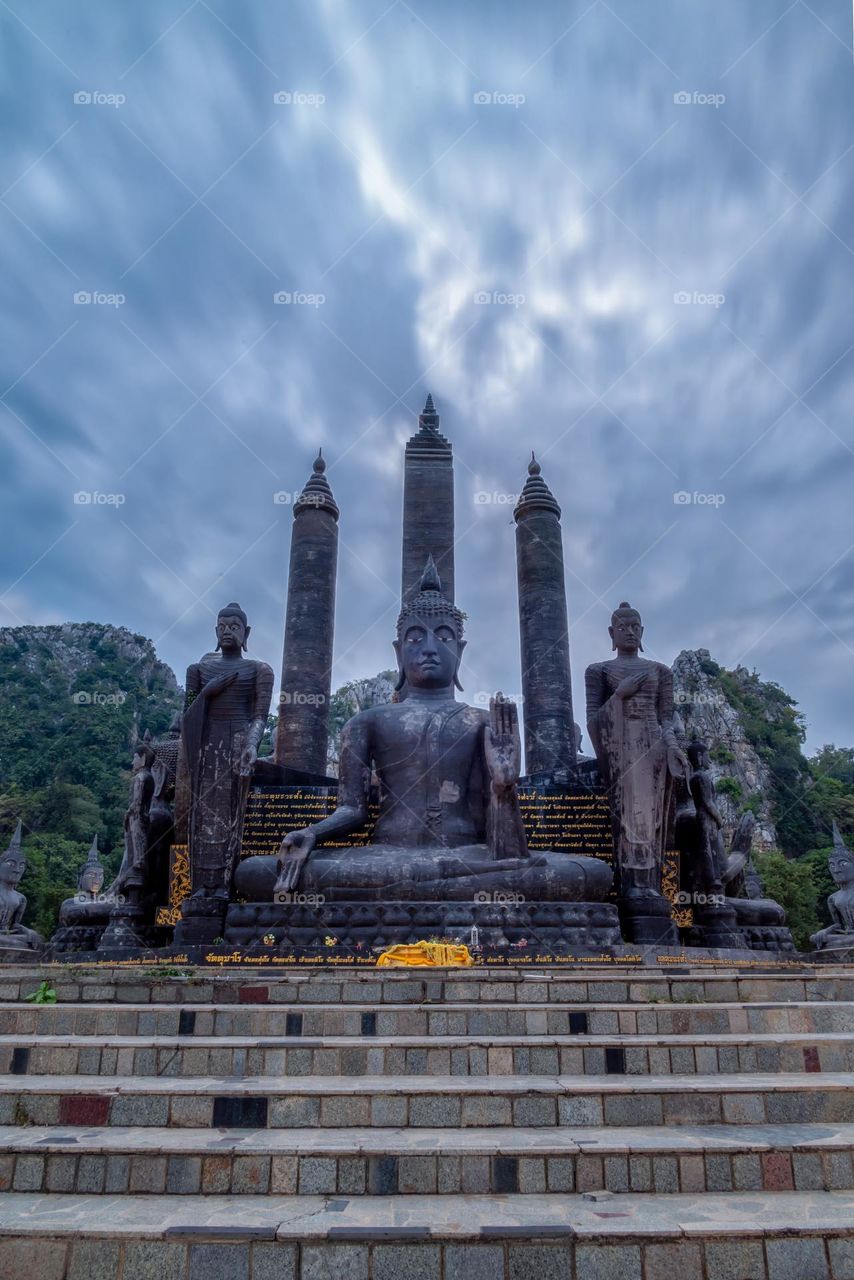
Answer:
[52,834,114,952]
[0,822,44,952]
[60,834,108,919]
[811,823,854,951]
[236,559,614,912]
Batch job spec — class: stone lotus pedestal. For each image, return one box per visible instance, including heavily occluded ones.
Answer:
[224,897,622,954]
[227,854,621,954]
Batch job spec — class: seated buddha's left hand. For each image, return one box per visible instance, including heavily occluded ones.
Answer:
[484,693,521,790]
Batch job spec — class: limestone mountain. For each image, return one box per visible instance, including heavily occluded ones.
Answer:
[0,623,182,934]
[672,649,780,849]
[326,670,397,775]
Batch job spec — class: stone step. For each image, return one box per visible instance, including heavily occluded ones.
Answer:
[3,1122,854,1196]
[5,998,854,1038]
[1,1190,853,1279]
[2,1071,851,1129]
[4,964,851,1008]
[4,1031,854,1077]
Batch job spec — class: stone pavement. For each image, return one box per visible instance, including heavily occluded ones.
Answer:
[1,963,854,1278]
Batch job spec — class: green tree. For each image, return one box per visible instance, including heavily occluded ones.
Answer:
[754,850,820,951]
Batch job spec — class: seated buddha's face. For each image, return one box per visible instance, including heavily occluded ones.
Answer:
[0,854,25,889]
[829,854,854,887]
[399,616,461,690]
[79,866,105,896]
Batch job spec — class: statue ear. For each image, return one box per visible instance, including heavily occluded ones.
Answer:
[637,625,644,653]
[242,624,251,652]
[392,639,406,692]
[608,625,616,652]
[453,638,466,692]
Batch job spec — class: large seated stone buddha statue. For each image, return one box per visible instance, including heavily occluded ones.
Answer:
[231,560,619,951]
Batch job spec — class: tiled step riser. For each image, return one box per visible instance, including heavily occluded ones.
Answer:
[2,971,851,1007]
[5,1003,854,1037]
[4,1039,851,1078]
[3,1144,853,1197]
[6,1087,853,1129]
[3,1231,853,1280]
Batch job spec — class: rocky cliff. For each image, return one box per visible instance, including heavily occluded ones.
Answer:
[671,649,779,849]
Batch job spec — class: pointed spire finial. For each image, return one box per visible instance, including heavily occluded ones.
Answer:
[85,834,101,867]
[833,820,849,854]
[514,451,560,521]
[418,394,440,431]
[295,448,338,521]
[5,821,22,856]
[420,553,443,594]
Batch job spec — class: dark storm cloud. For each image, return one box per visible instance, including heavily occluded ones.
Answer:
[1,0,853,751]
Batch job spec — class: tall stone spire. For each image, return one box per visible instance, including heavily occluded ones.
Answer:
[514,453,577,779]
[401,394,455,604]
[275,451,339,775]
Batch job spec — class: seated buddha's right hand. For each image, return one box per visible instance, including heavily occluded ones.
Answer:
[275,828,317,896]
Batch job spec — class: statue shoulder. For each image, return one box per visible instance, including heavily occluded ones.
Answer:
[252,660,275,685]
[341,706,381,733]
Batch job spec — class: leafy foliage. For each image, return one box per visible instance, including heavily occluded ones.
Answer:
[24,981,57,1005]
[754,850,821,952]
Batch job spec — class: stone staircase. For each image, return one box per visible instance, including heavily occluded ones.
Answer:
[1,964,854,1279]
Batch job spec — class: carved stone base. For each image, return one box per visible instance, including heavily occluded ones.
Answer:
[224,899,622,953]
[173,896,228,948]
[98,904,147,953]
[689,900,745,950]
[619,894,678,947]
[738,923,797,953]
[49,923,107,955]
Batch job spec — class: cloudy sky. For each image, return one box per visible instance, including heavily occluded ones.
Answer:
[2,0,853,754]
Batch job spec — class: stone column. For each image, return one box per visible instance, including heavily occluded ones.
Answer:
[514,454,577,779]
[401,395,455,604]
[275,452,339,774]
